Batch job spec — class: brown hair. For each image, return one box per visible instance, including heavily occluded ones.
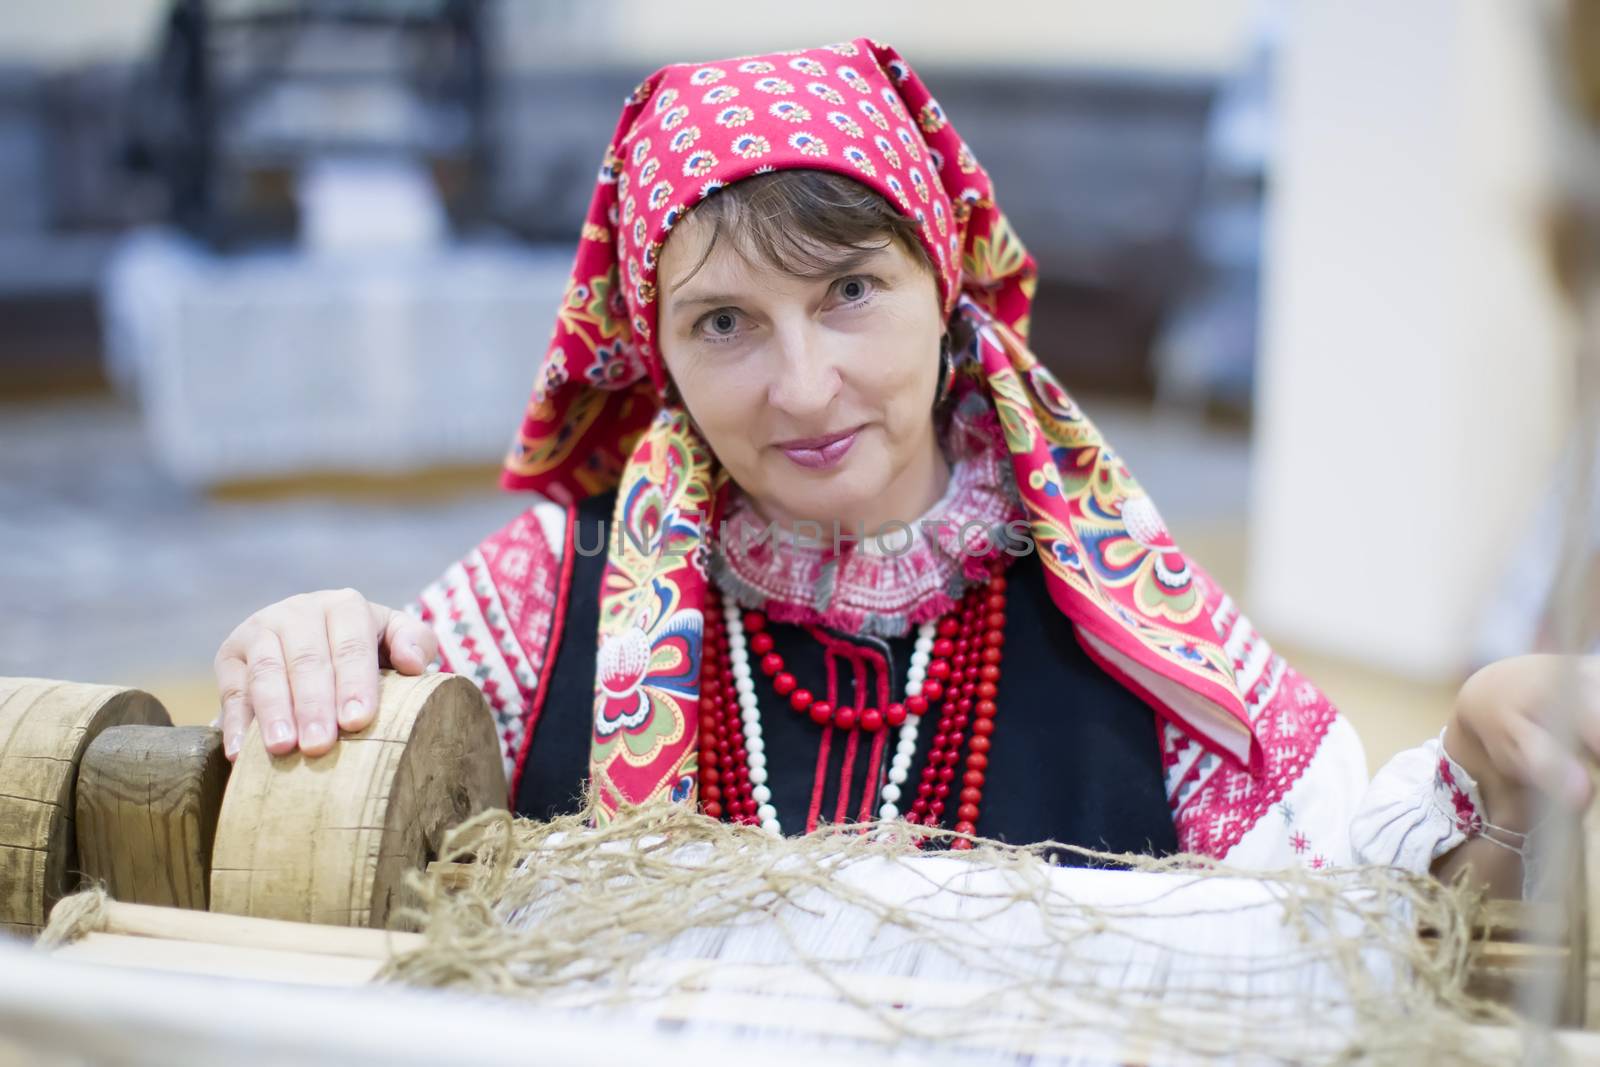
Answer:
[669,169,935,287]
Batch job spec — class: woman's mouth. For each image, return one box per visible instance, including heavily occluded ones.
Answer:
[774,427,862,471]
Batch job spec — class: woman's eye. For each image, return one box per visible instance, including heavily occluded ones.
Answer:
[838,277,871,303]
[700,310,741,339]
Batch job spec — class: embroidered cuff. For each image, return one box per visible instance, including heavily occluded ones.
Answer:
[1432,728,1485,840]
[1350,729,1483,873]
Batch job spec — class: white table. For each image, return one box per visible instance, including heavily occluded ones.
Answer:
[101,228,573,487]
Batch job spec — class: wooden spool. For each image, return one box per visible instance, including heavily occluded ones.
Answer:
[0,679,170,936]
[209,671,506,929]
[75,726,230,911]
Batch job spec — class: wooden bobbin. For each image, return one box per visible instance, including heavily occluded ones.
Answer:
[0,678,171,936]
[76,726,230,911]
[210,670,506,930]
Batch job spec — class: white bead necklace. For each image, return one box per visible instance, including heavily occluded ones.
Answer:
[723,600,936,836]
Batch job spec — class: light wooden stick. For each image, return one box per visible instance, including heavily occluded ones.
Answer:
[98,900,424,959]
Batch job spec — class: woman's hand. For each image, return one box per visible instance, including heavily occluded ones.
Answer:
[213,589,439,762]
[1445,654,1600,833]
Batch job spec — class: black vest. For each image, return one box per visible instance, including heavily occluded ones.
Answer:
[516,491,1179,861]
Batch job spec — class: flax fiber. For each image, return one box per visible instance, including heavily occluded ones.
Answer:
[358,802,1528,1064]
[33,802,1531,1062]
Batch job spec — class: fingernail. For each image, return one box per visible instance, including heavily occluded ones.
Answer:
[404,642,425,664]
[265,720,294,746]
[302,721,331,749]
[224,731,242,758]
[339,699,364,729]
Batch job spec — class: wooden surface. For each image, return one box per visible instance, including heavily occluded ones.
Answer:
[75,726,230,910]
[209,671,506,929]
[0,679,170,936]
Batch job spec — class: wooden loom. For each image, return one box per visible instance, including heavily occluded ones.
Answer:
[1,670,1599,1065]
[9,8,1600,1065]
[0,672,505,937]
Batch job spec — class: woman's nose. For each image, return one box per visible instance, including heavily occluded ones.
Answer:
[765,323,841,418]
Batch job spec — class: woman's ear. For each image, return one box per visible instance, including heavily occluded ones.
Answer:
[934,332,956,408]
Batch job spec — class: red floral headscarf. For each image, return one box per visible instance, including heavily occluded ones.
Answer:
[503,38,1288,821]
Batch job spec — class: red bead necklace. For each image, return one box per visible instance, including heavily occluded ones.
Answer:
[697,567,1008,844]
[905,572,1007,849]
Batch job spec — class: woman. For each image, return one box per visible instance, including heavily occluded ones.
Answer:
[215,38,1587,889]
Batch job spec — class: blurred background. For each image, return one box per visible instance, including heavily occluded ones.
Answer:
[0,0,1582,770]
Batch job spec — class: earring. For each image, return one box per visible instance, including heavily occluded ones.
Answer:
[934,334,956,408]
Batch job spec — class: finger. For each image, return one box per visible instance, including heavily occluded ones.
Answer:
[1574,659,1600,760]
[324,590,379,733]
[276,606,339,757]
[1504,715,1592,810]
[243,627,299,756]
[214,636,255,762]
[380,606,438,676]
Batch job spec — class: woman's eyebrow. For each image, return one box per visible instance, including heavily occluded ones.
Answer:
[788,246,885,281]
[671,291,747,315]
[669,248,888,317]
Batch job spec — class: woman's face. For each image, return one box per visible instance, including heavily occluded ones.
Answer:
[657,213,947,532]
